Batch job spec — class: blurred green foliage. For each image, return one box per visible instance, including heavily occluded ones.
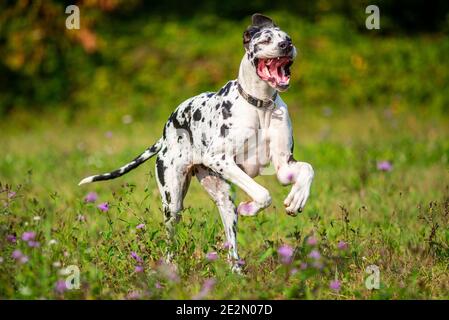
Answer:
[1,0,449,116]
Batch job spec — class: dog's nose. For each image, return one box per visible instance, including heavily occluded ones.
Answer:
[278,40,293,50]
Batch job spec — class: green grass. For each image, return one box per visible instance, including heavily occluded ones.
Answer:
[1,13,449,299]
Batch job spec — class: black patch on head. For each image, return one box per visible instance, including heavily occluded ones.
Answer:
[222,101,233,119]
[220,124,229,137]
[215,103,220,110]
[162,147,168,155]
[221,154,226,160]
[156,157,167,186]
[207,93,214,98]
[193,109,202,121]
[201,101,206,106]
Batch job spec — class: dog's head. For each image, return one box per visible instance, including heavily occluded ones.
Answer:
[243,14,297,92]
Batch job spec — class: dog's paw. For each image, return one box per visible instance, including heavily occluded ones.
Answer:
[284,185,310,216]
[237,201,260,216]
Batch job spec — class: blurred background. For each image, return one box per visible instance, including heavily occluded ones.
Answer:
[1,0,449,122]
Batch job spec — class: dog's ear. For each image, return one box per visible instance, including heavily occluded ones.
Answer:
[243,25,260,50]
[251,13,276,28]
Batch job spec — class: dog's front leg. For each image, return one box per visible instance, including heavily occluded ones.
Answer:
[269,101,314,215]
[204,155,272,216]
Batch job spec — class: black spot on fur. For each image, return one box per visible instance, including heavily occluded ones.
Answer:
[193,109,202,121]
[164,191,171,204]
[217,81,233,96]
[221,154,226,160]
[222,101,233,119]
[156,157,167,186]
[220,124,229,137]
[169,109,193,144]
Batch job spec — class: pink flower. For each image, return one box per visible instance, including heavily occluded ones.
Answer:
[11,249,23,259]
[55,280,67,294]
[12,250,28,264]
[193,278,216,300]
[338,240,348,250]
[237,259,245,266]
[307,236,318,246]
[223,242,232,250]
[206,251,218,261]
[136,223,145,230]
[300,262,308,270]
[290,268,298,275]
[308,249,321,260]
[97,202,109,212]
[6,234,16,243]
[27,241,40,248]
[21,231,36,241]
[377,161,393,172]
[134,265,144,273]
[84,192,98,203]
[277,244,294,264]
[330,279,341,292]
[127,291,141,300]
[130,251,143,263]
[8,191,16,199]
[155,282,163,289]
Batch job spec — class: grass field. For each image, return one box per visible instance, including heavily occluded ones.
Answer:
[1,14,449,299]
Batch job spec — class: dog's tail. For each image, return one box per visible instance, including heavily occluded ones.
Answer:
[78,138,163,185]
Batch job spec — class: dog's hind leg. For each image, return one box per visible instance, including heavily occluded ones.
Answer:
[155,155,192,264]
[195,165,242,273]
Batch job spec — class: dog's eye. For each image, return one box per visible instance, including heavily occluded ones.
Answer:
[259,37,271,45]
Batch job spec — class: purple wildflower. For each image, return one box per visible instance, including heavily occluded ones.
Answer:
[136,223,145,230]
[330,279,341,292]
[55,280,67,294]
[290,268,298,275]
[277,244,294,264]
[300,262,308,270]
[237,259,245,266]
[6,234,16,243]
[193,278,216,300]
[21,231,36,241]
[337,240,348,250]
[11,249,23,259]
[127,291,141,300]
[97,202,109,212]
[134,265,144,273]
[309,249,321,260]
[223,242,232,250]
[206,251,218,261]
[130,251,143,263]
[12,250,28,264]
[377,161,393,172]
[8,191,16,199]
[307,236,318,246]
[84,192,98,203]
[155,282,163,289]
[27,241,40,248]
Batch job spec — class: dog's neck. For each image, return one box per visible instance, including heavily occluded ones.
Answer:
[237,54,277,102]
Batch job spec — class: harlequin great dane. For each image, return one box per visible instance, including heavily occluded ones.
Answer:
[79,14,314,272]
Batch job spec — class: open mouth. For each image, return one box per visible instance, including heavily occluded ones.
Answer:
[256,56,293,89]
